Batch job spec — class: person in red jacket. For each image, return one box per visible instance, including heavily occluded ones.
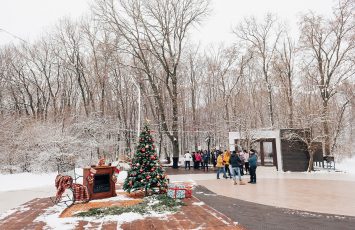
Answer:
[195,152,202,169]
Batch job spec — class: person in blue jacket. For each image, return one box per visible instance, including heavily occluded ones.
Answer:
[248,149,258,184]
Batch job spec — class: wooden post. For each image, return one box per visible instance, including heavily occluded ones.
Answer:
[260,141,265,166]
[272,139,278,169]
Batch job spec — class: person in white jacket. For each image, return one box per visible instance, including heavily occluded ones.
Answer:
[184,151,192,170]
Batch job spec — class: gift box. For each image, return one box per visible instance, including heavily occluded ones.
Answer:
[183,183,193,198]
[167,183,193,199]
[167,184,186,199]
[184,188,192,198]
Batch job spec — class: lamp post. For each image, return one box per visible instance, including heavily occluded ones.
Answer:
[129,76,141,139]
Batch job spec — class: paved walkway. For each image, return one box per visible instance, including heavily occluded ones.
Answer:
[170,167,355,217]
[197,178,355,216]
[195,185,355,230]
[1,167,354,229]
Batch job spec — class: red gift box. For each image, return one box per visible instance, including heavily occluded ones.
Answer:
[168,184,186,199]
[184,188,192,198]
[183,184,193,198]
[168,182,193,199]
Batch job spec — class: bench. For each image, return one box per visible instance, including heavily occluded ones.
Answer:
[322,156,335,170]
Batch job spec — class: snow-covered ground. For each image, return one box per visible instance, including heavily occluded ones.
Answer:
[0,157,354,216]
[335,156,355,174]
[0,172,57,192]
[33,194,171,230]
[0,169,127,193]
[0,170,127,215]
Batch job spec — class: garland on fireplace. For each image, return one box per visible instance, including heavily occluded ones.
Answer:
[123,123,168,195]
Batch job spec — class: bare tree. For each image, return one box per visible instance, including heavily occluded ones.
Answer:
[273,34,296,128]
[299,0,355,156]
[234,13,283,128]
[285,104,325,172]
[330,81,355,154]
[55,19,95,117]
[1,0,354,174]
[93,0,209,167]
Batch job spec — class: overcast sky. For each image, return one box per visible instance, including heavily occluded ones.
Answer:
[0,0,334,46]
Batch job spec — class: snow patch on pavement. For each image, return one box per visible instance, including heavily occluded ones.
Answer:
[34,199,173,229]
[0,209,17,221]
[35,204,79,230]
[204,193,217,196]
[192,201,205,206]
[190,225,206,230]
[0,204,30,221]
[208,209,230,225]
[284,209,346,220]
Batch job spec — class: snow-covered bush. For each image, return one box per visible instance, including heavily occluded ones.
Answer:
[0,116,124,174]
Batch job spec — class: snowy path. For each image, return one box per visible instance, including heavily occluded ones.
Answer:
[0,186,55,214]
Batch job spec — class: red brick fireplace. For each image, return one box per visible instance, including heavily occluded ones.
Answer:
[83,166,117,200]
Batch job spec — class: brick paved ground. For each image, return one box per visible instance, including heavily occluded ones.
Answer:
[121,198,245,230]
[0,196,244,230]
[194,185,355,230]
[0,198,51,230]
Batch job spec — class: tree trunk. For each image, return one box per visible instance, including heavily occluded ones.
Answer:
[288,78,293,128]
[307,149,314,172]
[100,81,105,116]
[77,73,88,117]
[267,83,274,128]
[172,138,179,168]
[225,99,230,131]
[191,82,198,151]
[322,100,331,156]
[171,77,180,166]
[158,130,163,159]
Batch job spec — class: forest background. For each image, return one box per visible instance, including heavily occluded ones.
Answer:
[0,0,353,173]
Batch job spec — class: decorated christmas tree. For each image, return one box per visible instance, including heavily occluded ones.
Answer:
[123,124,168,195]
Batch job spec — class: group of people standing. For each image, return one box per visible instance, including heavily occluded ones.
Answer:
[216,149,258,184]
[183,150,211,171]
[183,148,258,184]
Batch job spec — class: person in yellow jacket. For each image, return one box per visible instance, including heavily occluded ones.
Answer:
[223,150,232,178]
[216,152,227,179]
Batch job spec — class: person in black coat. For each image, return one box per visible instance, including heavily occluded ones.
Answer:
[202,150,210,171]
[229,151,245,185]
[248,149,258,184]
